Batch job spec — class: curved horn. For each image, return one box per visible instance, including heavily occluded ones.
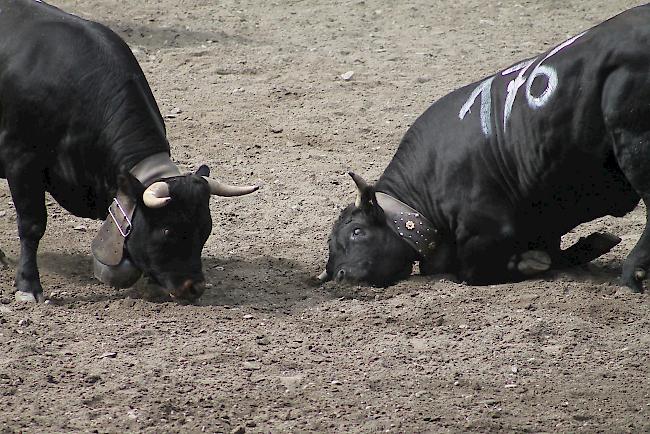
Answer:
[203,176,259,197]
[143,181,171,208]
[349,171,369,207]
[316,270,331,283]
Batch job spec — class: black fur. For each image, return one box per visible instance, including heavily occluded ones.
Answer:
[325,5,650,290]
[0,0,213,301]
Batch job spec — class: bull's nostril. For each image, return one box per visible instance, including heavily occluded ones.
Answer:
[170,279,206,302]
[336,269,346,281]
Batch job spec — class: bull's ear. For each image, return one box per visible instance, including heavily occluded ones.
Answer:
[195,165,210,177]
[349,171,384,222]
[117,172,145,201]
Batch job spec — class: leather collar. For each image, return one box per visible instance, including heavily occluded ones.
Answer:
[130,152,181,187]
[91,152,181,266]
[375,191,438,260]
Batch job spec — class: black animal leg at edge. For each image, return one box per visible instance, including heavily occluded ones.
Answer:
[6,159,47,302]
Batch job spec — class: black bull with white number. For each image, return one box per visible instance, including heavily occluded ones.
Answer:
[320,4,650,291]
[0,0,257,303]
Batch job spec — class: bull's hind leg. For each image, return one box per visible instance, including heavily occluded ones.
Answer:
[610,130,650,292]
[4,154,47,302]
[602,69,650,291]
[618,202,650,292]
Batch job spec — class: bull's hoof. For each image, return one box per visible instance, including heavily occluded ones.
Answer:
[621,268,646,293]
[516,250,552,276]
[15,290,45,303]
[635,268,646,281]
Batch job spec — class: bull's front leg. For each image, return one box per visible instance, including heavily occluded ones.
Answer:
[456,230,552,285]
[6,163,47,303]
[419,240,457,277]
[470,231,621,282]
[506,250,552,276]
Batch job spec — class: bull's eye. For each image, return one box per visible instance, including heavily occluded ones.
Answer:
[163,228,171,237]
[351,228,364,239]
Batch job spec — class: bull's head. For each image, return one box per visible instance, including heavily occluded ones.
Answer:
[318,172,418,287]
[93,164,257,302]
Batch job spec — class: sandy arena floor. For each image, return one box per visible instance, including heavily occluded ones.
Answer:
[0,0,648,432]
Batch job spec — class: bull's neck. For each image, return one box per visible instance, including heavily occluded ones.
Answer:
[129,152,181,186]
[375,127,445,233]
[376,166,439,233]
[375,174,422,213]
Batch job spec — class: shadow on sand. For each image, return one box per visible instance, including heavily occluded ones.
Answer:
[24,251,628,309]
[101,19,252,49]
[34,252,333,311]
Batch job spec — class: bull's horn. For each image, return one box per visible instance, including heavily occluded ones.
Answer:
[203,176,259,197]
[349,171,369,207]
[316,270,330,283]
[143,181,171,208]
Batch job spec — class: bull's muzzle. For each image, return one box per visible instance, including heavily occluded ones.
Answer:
[168,279,206,303]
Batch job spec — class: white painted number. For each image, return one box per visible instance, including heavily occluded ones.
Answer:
[459,76,495,137]
[460,31,587,137]
[502,59,535,131]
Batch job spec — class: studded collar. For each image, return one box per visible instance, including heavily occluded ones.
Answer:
[375,192,438,260]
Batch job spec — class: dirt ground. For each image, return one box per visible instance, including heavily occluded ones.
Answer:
[1,0,649,432]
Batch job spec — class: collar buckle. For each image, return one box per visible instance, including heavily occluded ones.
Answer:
[108,198,132,238]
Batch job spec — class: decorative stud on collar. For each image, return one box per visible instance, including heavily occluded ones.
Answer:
[375,192,439,259]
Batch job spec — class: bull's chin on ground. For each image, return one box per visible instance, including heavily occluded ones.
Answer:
[159,279,206,303]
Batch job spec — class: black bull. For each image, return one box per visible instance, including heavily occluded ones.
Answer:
[0,0,257,303]
[322,4,650,291]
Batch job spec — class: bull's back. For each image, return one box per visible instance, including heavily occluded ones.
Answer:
[0,0,167,218]
[505,4,650,231]
[382,4,650,240]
